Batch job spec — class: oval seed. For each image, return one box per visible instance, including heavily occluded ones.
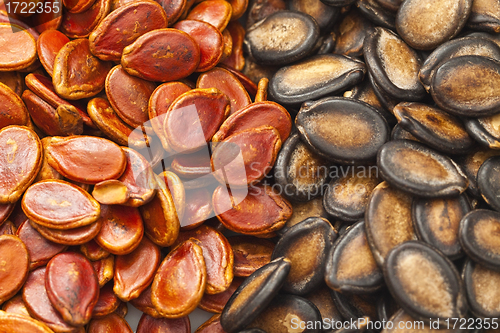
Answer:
[431,55,500,117]
[465,112,500,149]
[174,20,224,72]
[272,217,337,295]
[413,194,470,259]
[164,88,230,153]
[323,166,381,222]
[396,0,473,50]
[22,267,79,333]
[356,0,396,29]
[274,132,330,202]
[173,225,234,295]
[296,97,389,164]
[186,0,232,31]
[92,180,129,205]
[152,239,207,318]
[459,209,500,270]
[363,27,425,101]
[89,1,168,61]
[22,180,101,230]
[220,257,291,333]
[105,65,157,130]
[335,9,373,57]
[269,54,366,106]
[45,252,99,326]
[325,221,383,294]
[197,67,251,115]
[365,182,417,266]
[384,241,467,323]
[113,236,160,302]
[95,204,144,255]
[211,126,281,187]
[419,36,500,92]
[37,29,70,76]
[212,101,291,143]
[377,140,469,197]
[45,136,126,184]
[244,10,319,65]
[213,185,292,236]
[0,235,29,304]
[121,28,200,82]
[393,102,474,154]
[0,24,37,71]
[478,156,500,210]
[60,0,110,38]
[282,197,329,232]
[463,259,500,318]
[383,309,456,333]
[0,126,42,204]
[53,38,112,100]
[92,282,120,318]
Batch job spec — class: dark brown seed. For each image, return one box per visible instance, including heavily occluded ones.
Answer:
[220,257,291,333]
[365,181,417,266]
[269,54,366,106]
[377,140,469,198]
[137,313,191,333]
[272,217,337,295]
[325,221,383,294]
[393,102,474,154]
[363,27,425,101]
[304,285,343,326]
[383,309,456,333]
[356,0,396,29]
[296,97,389,164]
[331,290,380,322]
[245,0,285,28]
[419,36,500,92]
[431,55,500,117]
[288,0,338,31]
[459,209,500,270]
[456,148,500,198]
[282,197,328,233]
[323,166,381,222]
[391,123,420,142]
[383,241,467,324]
[463,259,500,318]
[228,236,274,277]
[334,9,373,57]
[478,156,500,211]
[376,292,400,323]
[467,0,500,33]
[396,0,473,50]
[45,252,99,326]
[274,132,330,202]
[244,10,319,66]
[413,194,470,260]
[246,294,322,333]
[465,112,500,149]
